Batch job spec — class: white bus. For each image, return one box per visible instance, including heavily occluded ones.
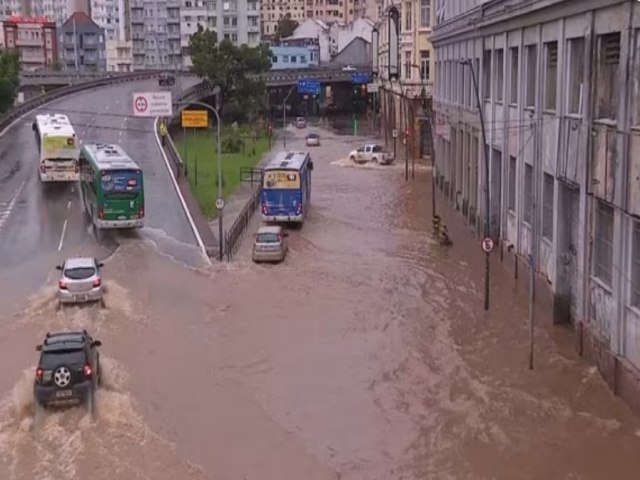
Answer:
[32,114,79,182]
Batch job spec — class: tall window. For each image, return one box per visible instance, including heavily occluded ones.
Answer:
[595,32,621,121]
[542,173,554,239]
[632,220,640,307]
[509,47,519,104]
[495,48,504,102]
[404,50,412,79]
[567,37,585,115]
[483,50,492,100]
[631,30,640,127]
[420,0,430,28]
[524,163,533,223]
[420,50,430,80]
[544,41,558,111]
[525,44,537,108]
[594,200,614,286]
[404,2,412,31]
[508,156,516,212]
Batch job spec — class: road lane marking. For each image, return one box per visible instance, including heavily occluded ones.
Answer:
[0,180,26,234]
[67,201,71,210]
[153,116,210,265]
[58,219,67,251]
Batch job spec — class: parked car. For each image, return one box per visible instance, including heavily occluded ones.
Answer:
[56,257,105,307]
[33,330,102,418]
[252,226,289,263]
[158,73,175,86]
[306,132,320,146]
[348,144,394,165]
[295,117,307,128]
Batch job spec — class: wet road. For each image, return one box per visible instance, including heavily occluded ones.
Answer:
[1,123,640,479]
[0,77,203,300]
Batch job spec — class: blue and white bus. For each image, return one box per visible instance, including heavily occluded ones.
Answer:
[261,151,314,224]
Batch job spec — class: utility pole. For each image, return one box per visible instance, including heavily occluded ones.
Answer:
[463,59,491,311]
[528,117,538,369]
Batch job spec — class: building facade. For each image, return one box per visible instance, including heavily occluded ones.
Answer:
[269,44,319,69]
[58,11,106,70]
[180,0,261,68]
[260,0,304,38]
[376,0,435,159]
[90,0,124,41]
[2,15,57,70]
[129,0,181,69]
[105,38,131,70]
[431,0,640,390]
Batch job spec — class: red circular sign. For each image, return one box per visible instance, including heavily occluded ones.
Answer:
[134,96,148,113]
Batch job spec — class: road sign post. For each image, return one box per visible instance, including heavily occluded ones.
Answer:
[482,237,494,253]
[133,92,172,117]
[215,198,225,210]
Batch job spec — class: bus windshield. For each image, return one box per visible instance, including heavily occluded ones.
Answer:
[263,170,300,189]
[101,170,141,198]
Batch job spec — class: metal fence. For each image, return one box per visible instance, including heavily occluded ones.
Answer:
[224,186,262,261]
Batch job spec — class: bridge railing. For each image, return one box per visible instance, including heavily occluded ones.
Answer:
[19,64,373,86]
[0,70,167,132]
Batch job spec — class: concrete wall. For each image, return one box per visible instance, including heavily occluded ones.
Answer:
[431,0,640,407]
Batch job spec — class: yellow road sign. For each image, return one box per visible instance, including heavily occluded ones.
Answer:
[181,110,208,128]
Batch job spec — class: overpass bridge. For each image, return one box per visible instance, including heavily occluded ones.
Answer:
[19,65,373,89]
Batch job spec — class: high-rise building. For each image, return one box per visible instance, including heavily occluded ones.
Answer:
[180,0,261,68]
[89,0,121,41]
[129,0,181,69]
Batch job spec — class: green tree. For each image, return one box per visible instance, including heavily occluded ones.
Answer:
[0,50,20,114]
[275,14,298,40]
[188,26,272,121]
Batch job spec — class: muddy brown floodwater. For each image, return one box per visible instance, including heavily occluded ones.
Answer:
[0,123,639,479]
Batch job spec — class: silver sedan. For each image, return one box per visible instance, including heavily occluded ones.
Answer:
[56,257,105,307]
[306,133,320,146]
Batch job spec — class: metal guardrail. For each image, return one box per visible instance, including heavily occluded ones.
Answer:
[0,70,165,132]
[239,167,263,186]
[224,186,262,261]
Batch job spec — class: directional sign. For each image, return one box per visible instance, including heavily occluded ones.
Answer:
[351,72,371,85]
[133,91,172,117]
[181,110,208,128]
[215,198,225,210]
[482,237,494,253]
[297,79,321,95]
[392,129,398,138]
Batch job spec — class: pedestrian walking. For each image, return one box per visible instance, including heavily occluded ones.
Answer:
[159,120,168,147]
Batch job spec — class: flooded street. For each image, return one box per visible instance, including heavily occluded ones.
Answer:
[1,123,640,479]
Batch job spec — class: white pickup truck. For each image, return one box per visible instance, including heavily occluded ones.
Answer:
[348,144,393,165]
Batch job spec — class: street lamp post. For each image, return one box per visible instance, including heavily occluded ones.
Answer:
[461,59,491,311]
[177,100,224,261]
[282,84,297,148]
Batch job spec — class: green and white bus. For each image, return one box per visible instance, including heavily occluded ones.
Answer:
[79,143,145,229]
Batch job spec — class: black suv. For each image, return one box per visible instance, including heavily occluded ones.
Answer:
[158,73,175,86]
[33,330,102,415]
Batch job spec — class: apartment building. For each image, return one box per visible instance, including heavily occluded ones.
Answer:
[376,0,434,159]
[431,0,640,399]
[90,0,123,41]
[261,0,304,38]
[129,0,181,69]
[58,11,106,70]
[180,0,261,68]
[2,15,57,70]
[261,0,376,38]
